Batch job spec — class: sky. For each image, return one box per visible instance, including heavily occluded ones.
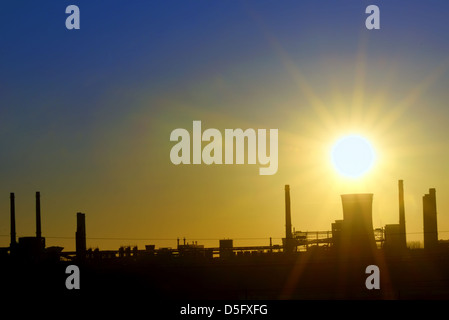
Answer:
[1,1,449,251]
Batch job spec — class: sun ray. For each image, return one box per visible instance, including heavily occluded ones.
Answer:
[350,31,369,126]
[248,7,337,131]
[375,57,449,135]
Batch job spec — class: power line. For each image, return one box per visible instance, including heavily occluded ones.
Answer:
[1,230,449,241]
[0,235,279,241]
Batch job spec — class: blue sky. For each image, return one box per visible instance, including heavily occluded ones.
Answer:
[1,1,449,250]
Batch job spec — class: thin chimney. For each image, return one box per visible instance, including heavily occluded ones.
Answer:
[76,212,86,259]
[36,191,42,239]
[10,193,16,248]
[398,180,406,248]
[423,188,438,249]
[285,185,292,239]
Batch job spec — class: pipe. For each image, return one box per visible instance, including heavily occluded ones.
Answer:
[285,185,292,240]
[76,212,86,258]
[398,180,406,247]
[36,191,41,239]
[10,193,16,247]
[423,188,438,249]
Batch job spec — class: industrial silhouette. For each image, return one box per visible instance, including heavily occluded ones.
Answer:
[1,180,449,300]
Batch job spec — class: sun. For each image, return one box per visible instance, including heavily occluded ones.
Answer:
[330,134,376,179]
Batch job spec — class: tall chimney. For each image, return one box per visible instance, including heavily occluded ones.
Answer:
[285,185,292,240]
[283,185,295,253]
[76,212,86,259]
[36,191,41,239]
[423,188,438,249]
[398,180,406,248]
[10,193,16,248]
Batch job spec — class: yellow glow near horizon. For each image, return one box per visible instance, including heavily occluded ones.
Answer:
[330,134,376,179]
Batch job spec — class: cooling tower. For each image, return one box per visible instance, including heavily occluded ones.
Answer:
[340,193,377,255]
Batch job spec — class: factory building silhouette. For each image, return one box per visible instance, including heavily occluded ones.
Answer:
[382,180,407,251]
[2,181,445,258]
[8,192,47,261]
[76,212,86,260]
[423,188,439,249]
[1,180,449,299]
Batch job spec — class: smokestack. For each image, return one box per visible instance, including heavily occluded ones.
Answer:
[340,193,377,255]
[285,185,292,240]
[398,180,406,248]
[423,188,438,249]
[76,212,86,259]
[36,191,41,239]
[10,193,16,248]
[283,185,295,253]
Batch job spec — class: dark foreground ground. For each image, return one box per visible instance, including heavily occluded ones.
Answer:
[2,247,449,301]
